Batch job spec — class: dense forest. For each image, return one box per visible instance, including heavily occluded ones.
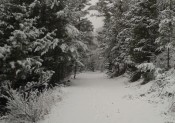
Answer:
[1,0,175,122]
[96,0,175,82]
[0,0,95,119]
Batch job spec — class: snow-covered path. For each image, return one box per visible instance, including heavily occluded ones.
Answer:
[41,72,165,123]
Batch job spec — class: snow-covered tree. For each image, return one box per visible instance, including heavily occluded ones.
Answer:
[156,0,175,69]
[0,0,63,89]
[0,0,92,89]
[96,0,160,81]
[96,0,131,77]
[0,0,93,115]
[127,0,159,64]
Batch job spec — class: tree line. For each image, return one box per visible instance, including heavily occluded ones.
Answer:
[96,0,175,83]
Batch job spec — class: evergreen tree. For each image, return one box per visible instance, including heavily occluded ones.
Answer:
[0,0,91,90]
[97,0,131,77]
[0,0,93,115]
[156,0,175,69]
[97,0,160,80]
[128,0,159,64]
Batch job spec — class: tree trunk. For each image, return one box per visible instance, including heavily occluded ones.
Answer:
[74,62,77,79]
[167,0,173,69]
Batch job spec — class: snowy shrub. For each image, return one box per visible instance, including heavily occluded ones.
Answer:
[4,86,62,123]
[137,63,155,72]
[137,63,156,84]
[154,68,164,79]
[148,68,175,100]
[157,69,175,114]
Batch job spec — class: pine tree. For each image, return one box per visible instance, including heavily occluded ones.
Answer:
[128,0,159,64]
[156,0,175,69]
[0,0,58,88]
[0,0,91,87]
[96,0,131,77]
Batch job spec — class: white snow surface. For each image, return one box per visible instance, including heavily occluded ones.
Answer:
[40,72,169,123]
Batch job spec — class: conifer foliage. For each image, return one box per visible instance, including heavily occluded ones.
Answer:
[97,0,175,82]
[0,0,93,116]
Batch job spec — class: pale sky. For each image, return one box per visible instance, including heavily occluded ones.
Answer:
[87,0,104,31]
[89,0,99,5]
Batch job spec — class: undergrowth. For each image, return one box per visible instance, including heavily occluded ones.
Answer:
[4,86,62,123]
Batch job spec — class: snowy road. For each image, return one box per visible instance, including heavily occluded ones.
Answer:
[41,72,165,123]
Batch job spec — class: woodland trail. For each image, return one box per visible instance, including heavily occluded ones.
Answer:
[41,72,165,123]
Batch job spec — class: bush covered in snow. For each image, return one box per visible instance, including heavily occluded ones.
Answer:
[137,63,156,84]
[4,86,62,123]
[137,63,155,73]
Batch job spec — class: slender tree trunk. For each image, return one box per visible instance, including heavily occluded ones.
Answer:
[74,62,77,79]
[167,0,172,69]
[74,2,81,79]
[167,47,170,69]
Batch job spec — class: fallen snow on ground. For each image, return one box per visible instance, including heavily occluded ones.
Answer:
[39,72,172,123]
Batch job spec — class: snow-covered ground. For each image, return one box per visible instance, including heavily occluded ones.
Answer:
[40,72,169,123]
